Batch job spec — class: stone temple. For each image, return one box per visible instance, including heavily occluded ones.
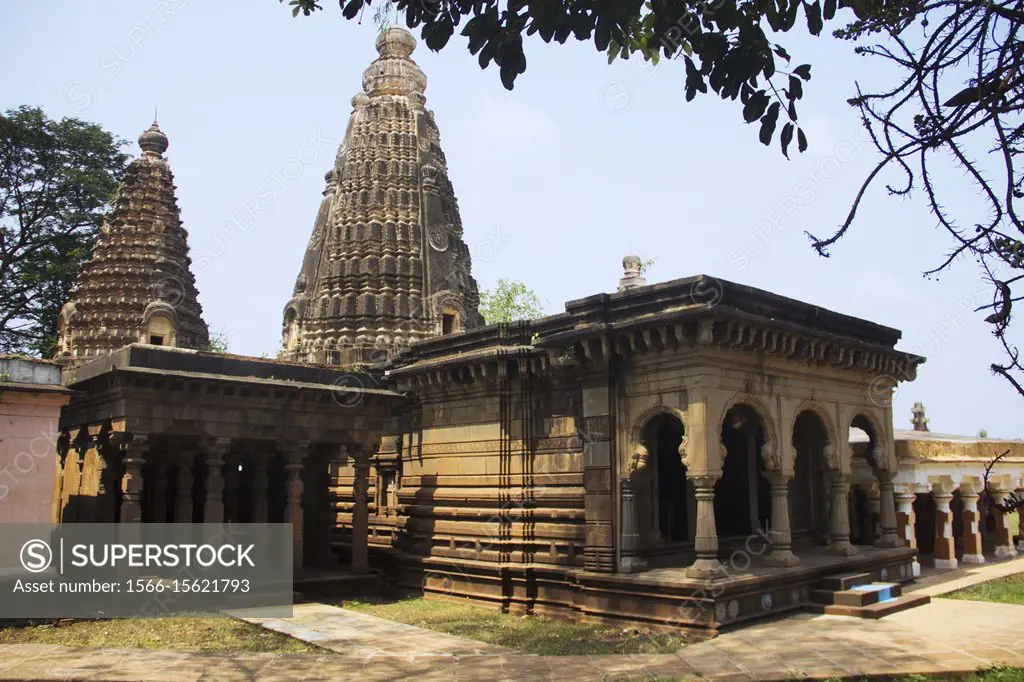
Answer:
[47,27,1023,629]
[281,27,483,366]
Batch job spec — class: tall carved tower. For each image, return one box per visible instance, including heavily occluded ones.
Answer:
[281,27,483,365]
[55,121,209,362]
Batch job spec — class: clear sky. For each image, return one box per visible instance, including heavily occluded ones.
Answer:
[2,1,1021,438]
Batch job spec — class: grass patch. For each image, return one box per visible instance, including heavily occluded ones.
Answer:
[0,616,320,654]
[942,572,1024,606]
[338,596,701,655]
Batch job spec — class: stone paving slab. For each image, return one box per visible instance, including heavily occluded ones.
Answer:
[236,601,510,660]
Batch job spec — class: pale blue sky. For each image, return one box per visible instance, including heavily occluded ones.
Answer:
[2,1,1021,437]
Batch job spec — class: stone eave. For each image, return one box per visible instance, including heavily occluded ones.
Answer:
[63,344,391,393]
[565,274,904,347]
[102,365,402,400]
[387,345,540,379]
[0,381,77,397]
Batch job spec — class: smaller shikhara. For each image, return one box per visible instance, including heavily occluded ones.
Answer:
[55,121,209,362]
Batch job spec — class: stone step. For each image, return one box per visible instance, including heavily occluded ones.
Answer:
[805,592,930,619]
[816,572,872,592]
[832,582,903,607]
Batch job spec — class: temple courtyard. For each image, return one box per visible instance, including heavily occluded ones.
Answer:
[0,557,1019,680]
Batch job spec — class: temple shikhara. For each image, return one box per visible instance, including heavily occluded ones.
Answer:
[45,27,1023,630]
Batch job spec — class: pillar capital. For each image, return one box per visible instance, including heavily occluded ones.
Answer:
[279,439,311,465]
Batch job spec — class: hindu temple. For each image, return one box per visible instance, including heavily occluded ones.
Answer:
[47,26,1023,631]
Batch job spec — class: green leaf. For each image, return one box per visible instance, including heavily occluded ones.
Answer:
[781,122,794,158]
[789,75,803,100]
[793,64,812,80]
[805,0,823,34]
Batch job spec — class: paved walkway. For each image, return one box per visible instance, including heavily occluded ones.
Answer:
[0,558,1020,680]
[237,602,509,658]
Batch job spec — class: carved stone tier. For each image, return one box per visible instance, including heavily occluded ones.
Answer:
[56,122,209,362]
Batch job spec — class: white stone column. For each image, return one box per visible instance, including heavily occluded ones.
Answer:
[959,484,985,564]
[763,470,800,567]
[895,487,921,576]
[932,487,958,569]
[992,488,1019,559]
[1017,487,1024,553]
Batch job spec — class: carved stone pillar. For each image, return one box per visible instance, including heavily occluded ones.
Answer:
[992,489,1019,559]
[1017,488,1024,552]
[95,440,121,523]
[148,464,168,523]
[763,471,799,566]
[687,474,723,578]
[874,471,901,548]
[203,438,230,523]
[895,487,921,576]
[174,452,195,523]
[826,473,856,556]
[223,455,238,523]
[619,477,646,572]
[249,454,269,523]
[119,434,148,523]
[960,485,985,564]
[282,440,309,571]
[932,488,958,569]
[351,448,371,575]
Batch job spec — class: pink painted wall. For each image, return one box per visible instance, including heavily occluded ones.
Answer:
[1,358,70,524]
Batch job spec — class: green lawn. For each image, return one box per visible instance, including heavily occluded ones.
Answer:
[338,596,701,655]
[942,572,1024,606]
[0,617,320,654]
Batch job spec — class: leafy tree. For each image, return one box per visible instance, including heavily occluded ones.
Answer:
[979,429,989,439]
[203,330,233,354]
[479,278,544,324]
[0,106,128,356]
[281,0,821,156]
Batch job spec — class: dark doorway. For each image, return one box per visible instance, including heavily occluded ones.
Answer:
[643,414,691,543]
[716,404,770,538]
[791,411,830,544]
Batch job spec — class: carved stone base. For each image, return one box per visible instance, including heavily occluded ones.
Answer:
[762,549,800,567]
[934,558,958,569]
[618,556,648,573]
[686,558,724,579]
[911,559,921,577]
[826,540,857,557]
[874,533,903,549]
[994,545,1018,559]
[961,553,986,564]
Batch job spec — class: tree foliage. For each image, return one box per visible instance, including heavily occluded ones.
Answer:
[806,0,1024,400]
[479,278,544,324]
[281,0,823,155]
[0,106,128,357]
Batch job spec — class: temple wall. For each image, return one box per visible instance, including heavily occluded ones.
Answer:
[329,375,587,612]
[0,363,71,523]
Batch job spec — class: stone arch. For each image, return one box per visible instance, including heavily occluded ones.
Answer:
[628,405,689,460]
[628,406,693,547]
[789,400,837,450]
[790,406,833,545]
[717,397,775,538]
[719,393,779,456]
[140,300,178,347]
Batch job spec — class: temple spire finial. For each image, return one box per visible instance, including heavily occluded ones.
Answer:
[618,254,647,292]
